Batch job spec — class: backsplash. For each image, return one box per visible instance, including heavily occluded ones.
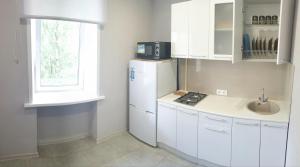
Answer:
[179,59,293,100]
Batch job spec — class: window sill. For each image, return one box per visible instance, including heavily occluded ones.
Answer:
[24,95,105,108]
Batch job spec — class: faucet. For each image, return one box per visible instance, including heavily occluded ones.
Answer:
[258,88,268,103]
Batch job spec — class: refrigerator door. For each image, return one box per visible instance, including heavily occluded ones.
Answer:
[129,60,157,113]
[129,105,157,146]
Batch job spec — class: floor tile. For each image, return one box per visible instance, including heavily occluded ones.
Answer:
[0,133,200,167]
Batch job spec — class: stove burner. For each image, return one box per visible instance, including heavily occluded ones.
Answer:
[175,92,207,106]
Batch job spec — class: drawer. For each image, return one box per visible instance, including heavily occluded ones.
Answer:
[177,107,198,116]
[200,113,232,128]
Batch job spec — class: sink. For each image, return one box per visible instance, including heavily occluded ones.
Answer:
[247,101,280,115]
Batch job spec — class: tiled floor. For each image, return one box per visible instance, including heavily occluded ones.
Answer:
[0,133,203,167]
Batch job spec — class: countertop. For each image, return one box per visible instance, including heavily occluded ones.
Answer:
[158,93,291,123]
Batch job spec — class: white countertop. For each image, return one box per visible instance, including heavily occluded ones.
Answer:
[158,93,291,123]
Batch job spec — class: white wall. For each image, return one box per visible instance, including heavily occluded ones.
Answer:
[286,0,300,166]
[37,103,96,145]
[97,0,153,140]
[0,0,153,158]
[0,0,37,158]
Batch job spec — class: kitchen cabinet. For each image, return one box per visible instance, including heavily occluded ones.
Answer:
[171,0,210,59]
[171,1,190,58]
[157,103,177,149]
[209,0,243,62]
[171,0,294,64]
[176,107,198,157]
[189,0,210,59]
[231,118,260,167]
[260,121,288,167]
[240,0,295,64]
[198,113,233,166]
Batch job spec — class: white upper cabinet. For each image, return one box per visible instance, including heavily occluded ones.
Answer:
[189,0,210,59]
[176,107,198,157]
[171,0,210,59]
[209,0,243,62]
[260,121,288,167]
[157,103,177,149]
[171,0,294,64]
[231,118,260,167]
[171,2,190,58]
[241,0,295,64]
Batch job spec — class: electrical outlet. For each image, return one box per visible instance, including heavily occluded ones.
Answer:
[216,89,228,96]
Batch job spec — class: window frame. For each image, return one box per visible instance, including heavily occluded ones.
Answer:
[27,19,100,105]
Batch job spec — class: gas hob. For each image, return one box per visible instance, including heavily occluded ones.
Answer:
[175,92,207,106]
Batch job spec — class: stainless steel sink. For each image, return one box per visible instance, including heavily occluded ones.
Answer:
[247,101,280,115]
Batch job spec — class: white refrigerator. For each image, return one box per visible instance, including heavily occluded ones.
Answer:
[129,59,176,146]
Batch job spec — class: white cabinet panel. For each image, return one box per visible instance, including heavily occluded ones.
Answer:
[157,103,177,149]
[260,121,288,167]
[277,0,295,64]
[232,119,260,167]
[198,113,232,167]
[232,0,243,63]
[177,107,198,157]
[189,0,210,59]
[171,2,190,58]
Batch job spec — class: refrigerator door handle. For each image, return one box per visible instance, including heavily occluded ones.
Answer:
[145,110,154,114]
[129,104,136,108]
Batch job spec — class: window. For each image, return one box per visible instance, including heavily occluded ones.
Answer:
[30,19,99,103]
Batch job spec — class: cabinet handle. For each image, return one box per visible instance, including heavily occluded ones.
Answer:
[263,124,287,129]
[145,111,154,114]
[179,110,198,116]
[205,127,227,134]
[236,122,260,127]
[206,116,227,123]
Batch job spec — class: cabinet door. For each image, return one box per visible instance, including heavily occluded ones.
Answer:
[189,0,210,59]
[277,0,295,64]
[209,0,234,61]
[157,103,177,149]
[171,2,190,58]
[177,107,198,157]
[198,113,232,166]
[260,121,288,167]
[232,0,243,63]
[232,119,260,167]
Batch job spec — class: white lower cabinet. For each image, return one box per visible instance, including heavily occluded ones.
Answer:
[176,107,198,157]
[198,113,232,167]
[232,118,260,167]
[157,103,289,167]
[260,121,288,167]
[157,103,177,149]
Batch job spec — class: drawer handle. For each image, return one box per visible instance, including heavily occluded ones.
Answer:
[179,110,198,116]
[263,124,287,129]
[206,116,227,123]
[236,122,260,127]
[205,127,227,134]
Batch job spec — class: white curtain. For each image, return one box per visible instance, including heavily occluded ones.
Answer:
[22,0,107,25]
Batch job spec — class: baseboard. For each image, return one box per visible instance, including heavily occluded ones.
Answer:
[38,133,90,146]
[0,152,39,162]
[95,130,127,144]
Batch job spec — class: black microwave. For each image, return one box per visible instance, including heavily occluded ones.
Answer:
[136,42,171,60]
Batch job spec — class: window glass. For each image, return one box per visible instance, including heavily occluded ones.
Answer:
[38,20,81,87]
